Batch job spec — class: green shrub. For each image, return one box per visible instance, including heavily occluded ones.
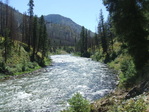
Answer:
[91,51,103,61]
[120,59,136,87]
[0,62,5,72]
[15,64,23,72]
[0,62,11,74]
[22,59,26,72]
[109,98,147,112]
[64,93,90,112]
[142,62,149,79]
[6,66,15,74]
[27,62,34,69]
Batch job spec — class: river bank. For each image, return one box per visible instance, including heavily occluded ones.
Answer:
[0,59,52,82]
[89,55,149,111]
[90,79,149,112]
[0,67,44,81]
[61,54,149,112]
[0,38,52,81]
[89,56,149,111]
[1,53,148,112]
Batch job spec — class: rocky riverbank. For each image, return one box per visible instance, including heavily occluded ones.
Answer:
[91,81,149,112]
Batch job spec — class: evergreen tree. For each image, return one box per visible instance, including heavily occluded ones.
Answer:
[80,26,87,57]
[4,0,10,62]
[79,27,90,57]
[80,26,85,56]
[94,33,99,47]
[103,0,149,70]
[87,31,92,49]
[9,7,17,40]
[37,15,44,53]
[106,16,114,52]
[28,0,34,51]
[98,10,108,54]
[22,12,29,44]
[32,15,38,61]
[38,15,49,66]
[42,24,48,59]
[84,29,88,55]
[0,1,3,36]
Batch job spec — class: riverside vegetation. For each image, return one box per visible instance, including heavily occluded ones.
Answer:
[62,39,149,112]
[63,0,149,112]
[0,37,51,80]
[0,0,149,112]
[0,0,51,79]
[62,40,149,112]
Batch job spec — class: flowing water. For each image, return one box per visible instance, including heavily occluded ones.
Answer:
[0,55,117,112]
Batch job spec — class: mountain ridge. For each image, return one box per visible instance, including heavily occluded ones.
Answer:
[0,2,93,47]
[44,14,82,34]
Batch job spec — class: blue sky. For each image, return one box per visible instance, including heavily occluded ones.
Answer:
[9,0,108,32]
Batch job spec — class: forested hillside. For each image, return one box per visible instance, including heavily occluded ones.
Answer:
[0,0,51,77]
[44,14,94,49]
[0,0,149,111]
[72,0,149,111]
[45,16,80,47]
[0,0,96,77]
[44,14,81,47]
[44,14,82,34]
[76,0,149,88]
[1,1,94,51]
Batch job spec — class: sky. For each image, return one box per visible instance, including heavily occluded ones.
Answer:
[9,0,109,32]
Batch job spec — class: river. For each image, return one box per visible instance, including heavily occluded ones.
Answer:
[0,55,117,112]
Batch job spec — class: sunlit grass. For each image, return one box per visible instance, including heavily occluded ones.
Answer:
[0,38,52,79]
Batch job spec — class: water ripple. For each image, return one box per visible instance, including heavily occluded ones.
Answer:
[0,54,117,112]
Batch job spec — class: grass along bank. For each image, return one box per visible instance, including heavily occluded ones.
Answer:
[0,37,51,80]
[89,40,149,112]
[63,39,149,112]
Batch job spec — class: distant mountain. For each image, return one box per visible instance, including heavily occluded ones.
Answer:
[44,14,94,46]
[1,1,93,47]
[44,14,82,34]
[44,14,83,46]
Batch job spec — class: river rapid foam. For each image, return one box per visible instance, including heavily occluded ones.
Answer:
[0,55,117,112]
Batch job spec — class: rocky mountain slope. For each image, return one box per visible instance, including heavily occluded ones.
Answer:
[44,14,94,46]
[44,14,82,34]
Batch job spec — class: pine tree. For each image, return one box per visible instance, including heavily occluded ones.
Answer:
[37,15,44,53]
[84,29,88,55]
[80,26,85,56]
[103,0,149,70]
[94,33,99,47]
[106,16,114,52]
[32,15,38,61]
[4,0,10,62]
[28,0,34,51]
[22,12,29,44]
[37,15,49,66]
[79,26,89,57]
[9,7,17,40]
[0,0,3,36]
[98,10,108,54]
